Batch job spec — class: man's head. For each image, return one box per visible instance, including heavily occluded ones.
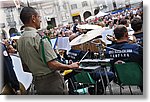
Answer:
[113,25,128,41]
[119,18,129,27]
[131,17,142,32]
[20,7,41,29]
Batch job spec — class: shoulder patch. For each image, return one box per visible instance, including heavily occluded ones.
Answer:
[3,50,8,56]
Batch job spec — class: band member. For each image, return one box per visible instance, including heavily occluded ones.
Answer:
[17,7,79,95]
[106,25,143,66]
[0,32,20,94]
[105,25,143,91]
[131,17,143,46]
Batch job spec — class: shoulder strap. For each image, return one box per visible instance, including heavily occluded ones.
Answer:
[40,36,52,64]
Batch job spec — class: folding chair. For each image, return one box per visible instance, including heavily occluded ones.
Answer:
[73,70,97,95]
[114,62,143,95]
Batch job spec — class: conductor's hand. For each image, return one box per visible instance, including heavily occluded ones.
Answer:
[70,62,80,69]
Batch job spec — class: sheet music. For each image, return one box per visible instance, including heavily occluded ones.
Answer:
[79,66,101,70]
[80,59,111,63]
[50,38,57,49]
[10,56,33,90]
[101,29,113,45]
[57,37,71,51]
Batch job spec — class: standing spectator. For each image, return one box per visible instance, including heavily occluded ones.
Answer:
[9,28,19,37]
[72,19,79,33]
[119,18,129,27]
[17,7,79,95]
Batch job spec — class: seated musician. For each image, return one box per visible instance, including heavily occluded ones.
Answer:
[64,50,114,95]
[131,17,143,46]
[105,25,143,91]
[1,39,20,94]
[65,27,114,95]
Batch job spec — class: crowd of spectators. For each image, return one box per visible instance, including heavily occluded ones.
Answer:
[41,6,143,41]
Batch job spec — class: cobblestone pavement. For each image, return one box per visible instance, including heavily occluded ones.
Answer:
[105,81,142,95]
[27,81,143,95]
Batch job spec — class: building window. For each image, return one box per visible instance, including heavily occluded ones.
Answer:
[71,4,77,10]
[82,1,88,7]
[63,2,67,10]
[94,0,97,4]
[113,1,117,9]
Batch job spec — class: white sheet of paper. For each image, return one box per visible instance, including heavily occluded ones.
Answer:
[57,37,71,51]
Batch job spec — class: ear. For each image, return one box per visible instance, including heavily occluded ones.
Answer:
[125,32,128,38]
[32,15,36,23]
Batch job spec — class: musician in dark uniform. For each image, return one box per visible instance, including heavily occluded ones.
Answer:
[105,25,143,91]
[1,41,20,94]
[131,17,143,46]
[106,25,143,66]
